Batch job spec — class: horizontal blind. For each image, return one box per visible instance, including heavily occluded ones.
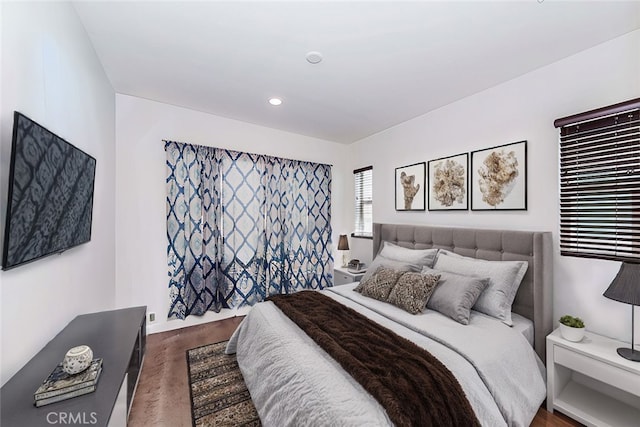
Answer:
[354,166,373,237]
[558,101,640,262]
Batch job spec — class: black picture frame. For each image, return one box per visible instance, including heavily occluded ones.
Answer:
[470,140,527,211]
[395,162,426,211]
[427,153,469,211]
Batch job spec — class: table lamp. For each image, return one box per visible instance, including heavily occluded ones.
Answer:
[603,262,640,362]
[338,234,349,268]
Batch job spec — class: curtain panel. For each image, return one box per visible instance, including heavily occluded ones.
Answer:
[165,141,333,319]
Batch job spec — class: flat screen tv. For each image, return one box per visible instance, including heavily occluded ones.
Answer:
[2,112,96,270]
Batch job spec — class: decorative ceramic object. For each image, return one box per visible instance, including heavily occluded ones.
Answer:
[560,323,585,342]
[62,345,93,375]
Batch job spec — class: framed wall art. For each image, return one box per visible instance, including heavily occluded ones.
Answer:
[471,140,527,211]
[427,153,468,211]
[395,162,425,211]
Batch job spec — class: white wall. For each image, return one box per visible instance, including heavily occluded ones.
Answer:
[115,94,349,333]
[347,30,640,345]
[0,2,116,385]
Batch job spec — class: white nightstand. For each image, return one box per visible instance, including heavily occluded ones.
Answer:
[333,267,366,286]
[546,328,640,426]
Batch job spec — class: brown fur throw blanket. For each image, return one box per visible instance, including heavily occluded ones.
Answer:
[267,291,480,427]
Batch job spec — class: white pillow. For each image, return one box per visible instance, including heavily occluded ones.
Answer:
[433,252,528,326]
[379,241,438,267]
[360,255,420,283]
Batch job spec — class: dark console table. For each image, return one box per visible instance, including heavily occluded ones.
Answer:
[1,306,146,427]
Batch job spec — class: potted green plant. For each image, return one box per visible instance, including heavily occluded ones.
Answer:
[559,315,585,342]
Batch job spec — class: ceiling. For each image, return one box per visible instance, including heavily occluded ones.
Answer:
[73,1,640,144]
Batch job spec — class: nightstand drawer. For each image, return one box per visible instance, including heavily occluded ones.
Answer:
[555,345,640,396]
[333,268,366,286]
[334,271,353,286]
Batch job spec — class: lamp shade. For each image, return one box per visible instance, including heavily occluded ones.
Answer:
[338,234,349,251]
[603,262,640,306]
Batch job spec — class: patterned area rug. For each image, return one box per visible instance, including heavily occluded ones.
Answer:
[186,341,261,427]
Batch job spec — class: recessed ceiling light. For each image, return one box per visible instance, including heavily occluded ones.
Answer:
[268,97,282,106]
[306,51,323,64]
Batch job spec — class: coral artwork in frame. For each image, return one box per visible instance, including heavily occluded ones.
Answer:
[428,153,468,211]
[471,140,527,210]
[395,162,426,211]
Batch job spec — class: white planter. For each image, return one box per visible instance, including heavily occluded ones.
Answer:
[560,324,585,342]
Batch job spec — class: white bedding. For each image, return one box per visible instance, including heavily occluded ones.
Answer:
[226,284,546,426]
[511,312,535,346]
[337,282,536,346]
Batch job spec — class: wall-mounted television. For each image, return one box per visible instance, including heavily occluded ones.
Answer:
[2,112,96,270]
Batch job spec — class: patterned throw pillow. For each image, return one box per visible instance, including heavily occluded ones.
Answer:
[387,272,441,314]
[354,267,405,302]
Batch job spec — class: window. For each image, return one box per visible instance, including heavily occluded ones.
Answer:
[555,98,640,262]
[353,166,373,238]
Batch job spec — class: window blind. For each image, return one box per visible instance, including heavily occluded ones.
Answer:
[353,166,373,238]
[556,98,640,262]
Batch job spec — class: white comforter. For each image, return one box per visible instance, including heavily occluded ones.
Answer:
[226,284,546,427]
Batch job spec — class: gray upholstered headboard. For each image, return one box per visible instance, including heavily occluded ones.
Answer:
[373,223,553,363]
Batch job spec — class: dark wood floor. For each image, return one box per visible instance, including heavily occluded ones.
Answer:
[128,316,581,427]
[128,316,244,427]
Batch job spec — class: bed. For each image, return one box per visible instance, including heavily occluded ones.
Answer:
[226,223,553,426]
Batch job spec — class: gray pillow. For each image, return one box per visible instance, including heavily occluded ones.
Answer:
[387,272,441,314]
[433,253,528,326]
[360,255,420,283]
[379,241,439,267]
[423,267,488,325]
[354,267,405,302]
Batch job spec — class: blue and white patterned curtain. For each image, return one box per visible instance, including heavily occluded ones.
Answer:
[165,141,333,319]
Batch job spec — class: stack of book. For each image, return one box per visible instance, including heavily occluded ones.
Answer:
[34,358,103,407]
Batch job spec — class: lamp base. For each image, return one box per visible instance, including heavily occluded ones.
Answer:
[617,347,640,362]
